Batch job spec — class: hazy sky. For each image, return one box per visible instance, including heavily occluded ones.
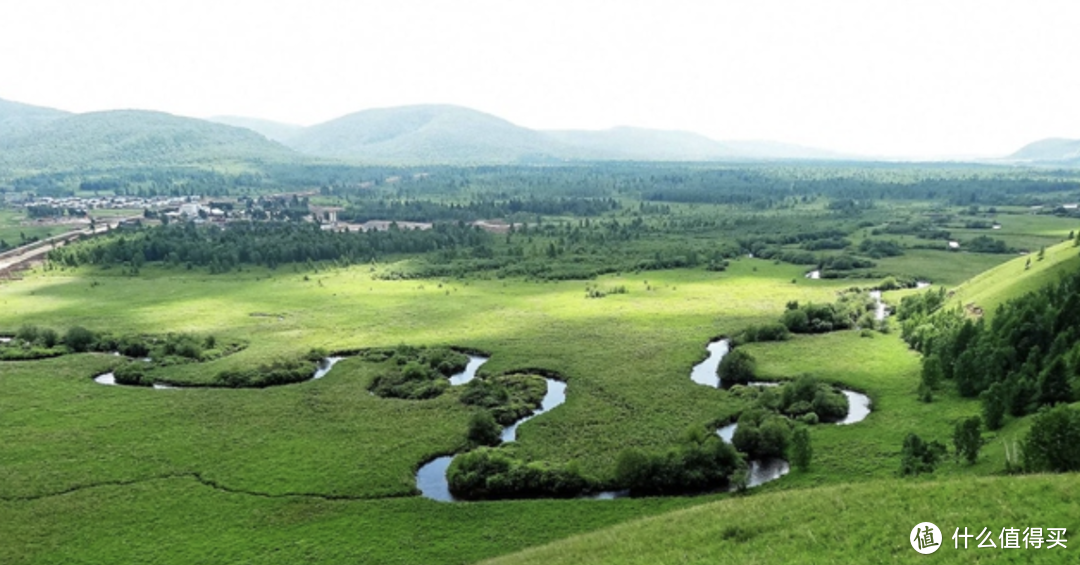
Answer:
[2,0,1078,158]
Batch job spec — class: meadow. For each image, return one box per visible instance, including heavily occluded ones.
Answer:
[3,164,1080,563]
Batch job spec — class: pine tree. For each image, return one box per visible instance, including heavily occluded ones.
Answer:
[1038,357,1073,406]
[981,382,1007,430]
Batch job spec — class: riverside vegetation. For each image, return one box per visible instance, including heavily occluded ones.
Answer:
[2,163,1080,564]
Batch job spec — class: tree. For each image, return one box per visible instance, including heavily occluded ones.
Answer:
[1038,357,1073,406]
[899,433,947,476]
[466,411,502,446]
[952,416,982,465]
[981,382,1007,430]
[791,426,813,471]
[953,349,982,397]
[717,348,756,386]
[1022,405,1080,473]
[39,328,59,348]
[920,353,943,391]
[63,326,96,352]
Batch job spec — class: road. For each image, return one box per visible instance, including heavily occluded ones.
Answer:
[0,219,131,278]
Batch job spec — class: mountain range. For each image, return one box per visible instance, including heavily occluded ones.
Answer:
[0,96,1077,170]
[1006,138,1080,164]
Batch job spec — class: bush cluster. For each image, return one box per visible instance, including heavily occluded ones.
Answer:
[615,427,742,495]
[368,346,469,400]
[447,448,589,499]
[460,374,547,425]
[215,357,318,388]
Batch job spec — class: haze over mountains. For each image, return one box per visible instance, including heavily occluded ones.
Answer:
[0,96,1078,171]
[1007,138,1080,164]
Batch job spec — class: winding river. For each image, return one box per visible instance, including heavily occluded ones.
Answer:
[416,376,575,502]
[91,352,485,390]
[84,325,876,501]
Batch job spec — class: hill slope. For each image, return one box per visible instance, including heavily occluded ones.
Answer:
[207,115,304,143]
[484,474,1080,565]
[1008,138,1080,163]
[0,98,70,141]
[0,110,304,173]
[947,238,1080,318]
[287,104,570,164]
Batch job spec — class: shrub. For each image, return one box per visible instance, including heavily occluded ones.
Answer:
[114,363,152,386]
[460,375,546,425]
[791,426,812,471]
[736,323,791,344]
[779,375,848,422]
[117,337,151,358]
[64,326,96,352]
[369,346,468,399]
[447,448,589,499]
[899,433,947,476]
[215,357,316,388]
[16,324,41,343]
[717,349,756,386]
[732,410,790,459]
[1022,405,1080,473]
[466,411,502,446]
[615,429,742,496]
[39,328,59,348]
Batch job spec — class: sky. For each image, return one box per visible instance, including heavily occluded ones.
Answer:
[1,0,1078,159]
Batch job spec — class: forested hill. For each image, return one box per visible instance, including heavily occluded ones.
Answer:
[281,105,849,164]
[286,105,570,164]
[0,98,70,142]
[1008,138,1080,164]
[0,110,305,173]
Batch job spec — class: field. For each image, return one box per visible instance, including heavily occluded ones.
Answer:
[482,474,1080,565]
[3,165,1080,564]
[0,209,65,247]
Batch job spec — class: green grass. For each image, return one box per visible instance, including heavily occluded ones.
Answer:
[0,258,853,495]
[948,238,1080,319]
[481,474,1080,565]
[740,330,1012,488]
[0,475,698,565]
[0,209,65,246]
[2,233,1078,564]
[851,248,1013,286]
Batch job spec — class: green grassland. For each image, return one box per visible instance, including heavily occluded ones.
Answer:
[482,474,1080,565]
[0,259,855,498]
[0,209,65,246]
[2,213,1079,564]
[948,238,1080,318]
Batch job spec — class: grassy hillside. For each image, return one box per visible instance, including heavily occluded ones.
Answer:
[0,110,304,174]
[287,104,570,164]
[947,238,1080,318]
[0,98,70,142]
[483,474,1080,565]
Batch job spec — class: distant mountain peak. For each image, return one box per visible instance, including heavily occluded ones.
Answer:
[0,97,71,141]
[1008,138,1080,163]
